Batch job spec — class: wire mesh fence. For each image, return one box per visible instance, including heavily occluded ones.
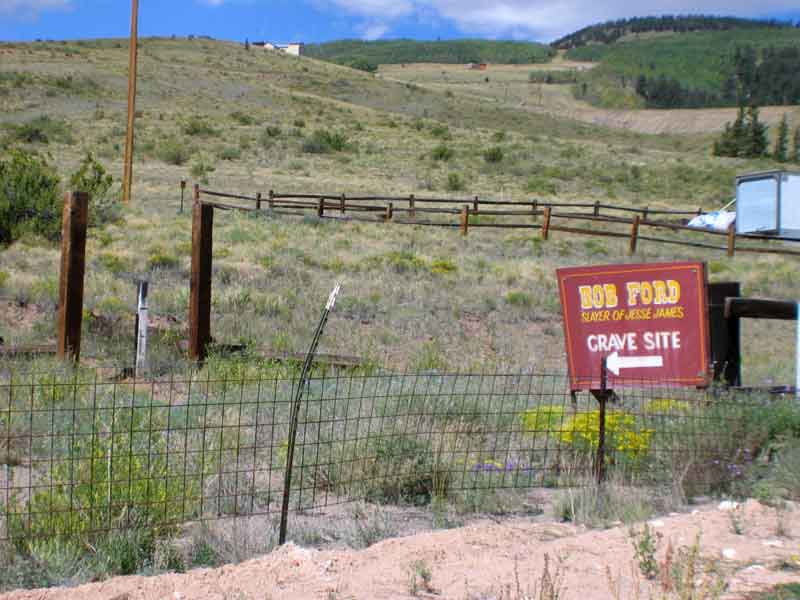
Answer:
[0,368,775,544]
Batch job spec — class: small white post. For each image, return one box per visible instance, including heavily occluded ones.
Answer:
[135,280,149,377]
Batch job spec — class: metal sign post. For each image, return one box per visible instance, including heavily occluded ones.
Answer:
[279,283,341,545]
[134,281,148,377]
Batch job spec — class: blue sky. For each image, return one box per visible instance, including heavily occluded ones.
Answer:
[1,0,799,44]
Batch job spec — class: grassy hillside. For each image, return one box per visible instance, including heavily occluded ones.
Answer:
[0,37,798,383]
[304,39,555,67]
[566,28,800,108]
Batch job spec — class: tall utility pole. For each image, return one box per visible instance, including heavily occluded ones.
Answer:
[123,0,140,204]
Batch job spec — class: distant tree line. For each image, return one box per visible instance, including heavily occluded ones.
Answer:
[633,44,800,109]
[552,15,796,50]
[304,39,555,67]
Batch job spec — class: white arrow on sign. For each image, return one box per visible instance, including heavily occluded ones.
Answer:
[606,351,663,376]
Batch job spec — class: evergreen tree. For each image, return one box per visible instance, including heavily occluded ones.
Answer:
[773,114,789,162]
[794,126,800,163]
[745,105,769,158]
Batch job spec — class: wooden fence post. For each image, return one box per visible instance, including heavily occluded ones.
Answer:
[57,191,89,362]
[180,179,186,213]
[629,215,640,255]
[461,205,469,236]
[189,199,213,362]
[256,192,262,211]
[317,198,325,218]
[409,194,416,221]
[385,202,393,222]
[542,206,552,240]
[727,223,736,257]
[593,201,600,217]
[340,194,345,214]
[531,199,538,222]
[473,196,479,215]
[268,190,274,210]
[642,206,649,221]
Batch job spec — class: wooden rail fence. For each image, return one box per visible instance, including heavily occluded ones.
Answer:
[190,185,800,259]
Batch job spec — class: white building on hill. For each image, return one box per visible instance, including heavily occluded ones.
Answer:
[253,41,304,56]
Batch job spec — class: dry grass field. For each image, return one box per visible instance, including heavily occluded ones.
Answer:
[1,37,799,381]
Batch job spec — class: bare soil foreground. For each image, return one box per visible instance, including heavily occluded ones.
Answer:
[4,500,799,600]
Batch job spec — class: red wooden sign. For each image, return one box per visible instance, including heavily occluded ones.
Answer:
[557,261,710,390]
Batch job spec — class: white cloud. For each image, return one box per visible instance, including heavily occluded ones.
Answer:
[321,0,800,40]
[0,0,71,18]
[361,23,390,40]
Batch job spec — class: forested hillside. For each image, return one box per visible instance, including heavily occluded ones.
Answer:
[304,39,554,69]
[566,27,800,109]
[552,15,795,49]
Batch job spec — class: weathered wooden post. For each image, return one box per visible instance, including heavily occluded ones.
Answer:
[461,205,469,236]
[189,198,213,362]
[57,192,89,362]
[409,194,416,221]
[473,195,479,215]
[256,192,262,211]
[385,202,393,222]
[317,198,325,218]
[180,179,186,213]
[593,200,600,217]
[727,223,736,257]
[629,215,641,255]
[268,190,275,210]
[542,206,552,240]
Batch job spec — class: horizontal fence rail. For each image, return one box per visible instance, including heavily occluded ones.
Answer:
[0,368,779,544]
[190,186,800,258]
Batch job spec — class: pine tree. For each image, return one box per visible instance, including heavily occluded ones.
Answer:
[773,114,789,162]
[746,105,769,158]
[794,126,800,163]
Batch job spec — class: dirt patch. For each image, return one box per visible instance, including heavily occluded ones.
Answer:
[3,500,798,599]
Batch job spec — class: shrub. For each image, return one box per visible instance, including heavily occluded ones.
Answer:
[525,176,557,195]
[506,291,532,307]
[5,115,73,145]
[0,148,61,244]
[430,259,457,274]
[147,247,180,270]
[492,131,507,142]
[68,152,118,227]
[8,407,199,548]
[431,144,453,161]
[293,118,306,128]
[429,124,451,139]
[446,172,464,191]
[0,270,8,289]
[229,111,255,126]
[349,58,377,73]
[218,146,241,161]
[190,159,215,180]
[181,116,218,137]
[302,129,348,154]
[157,138,190,165]
[483,146,504,163]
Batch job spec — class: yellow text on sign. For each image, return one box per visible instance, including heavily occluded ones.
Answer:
[579,280,681,310]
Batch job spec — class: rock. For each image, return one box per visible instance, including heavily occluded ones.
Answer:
[648,519,665,527]
[718,501,739,511]
[722,548,736,559]
[763,540,783,548]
